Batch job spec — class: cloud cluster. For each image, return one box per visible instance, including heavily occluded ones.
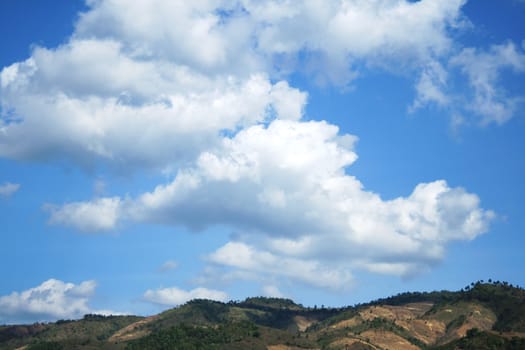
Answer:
[0,279,117,323]
[2,0,522,171]
[1,44,305,169]
[47,119,494,288]
[74,0,466,78]
[0,0,505,296]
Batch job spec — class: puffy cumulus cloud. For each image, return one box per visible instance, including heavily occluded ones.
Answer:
[256,0,465,86]
[74,0,466,82]
[45,197,122,232]
[208,242,353,290]
[450,41,525,125]
[0,182,20,197]
[143,286,228,306]
[0,279,118,323]
[72,0,506,129]
[128,119,358,234]
[75,0,262,75]
[202,180,493,285]
[0,0,510,175]
[48,119,493,287]
[248,0,465,61]
[0,43,306,168]
[0,0,468,141]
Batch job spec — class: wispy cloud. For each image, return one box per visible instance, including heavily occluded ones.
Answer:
[450,42,525,125]
[0,182,20,197]
[143,286,228,306]
[158,260,178,273]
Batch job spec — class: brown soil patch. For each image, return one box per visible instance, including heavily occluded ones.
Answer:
[331,336,380,349]
[294,315,317,332]
[108,315,159,342]
[456,306,496,337]
[359,302,433,323]
[442,306,495,344]
[360,330,420,350]
[398,318,446,345]
[331,316,363,330]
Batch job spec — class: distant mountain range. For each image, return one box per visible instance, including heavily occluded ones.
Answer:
[1,281,524,350]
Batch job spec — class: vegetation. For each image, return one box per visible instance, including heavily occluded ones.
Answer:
[1,281,524,350]
[431,328,525,350]
[126,321,261,350]
[0,314,141,350]
[240,296,302,309]
[462,281,525,332]
[26,341,64,350]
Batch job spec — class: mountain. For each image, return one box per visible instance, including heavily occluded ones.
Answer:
[1,281,524,350]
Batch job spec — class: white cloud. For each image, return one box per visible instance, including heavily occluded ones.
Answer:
[0,279,117,323]
[208,242,353,290]
[250,0,466,85]
[251,0,464,56]
[0,182,20,197]
[126,119,359,234]
[0,46,306,169]
[48,119,493,287]
[410,40,525,126]
[410,60,450,112]
[45,197,122,232]
[0,0,502,295]
[1,6,311,169]
[143,286,228,306]
[75,0,258,75]
[74,0,466,79]
[0,0,510,177]
[158,260,178,273]
[262,285,284,298]
[450,41,525,125]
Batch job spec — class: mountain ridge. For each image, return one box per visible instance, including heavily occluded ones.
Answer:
[1,281,524,349]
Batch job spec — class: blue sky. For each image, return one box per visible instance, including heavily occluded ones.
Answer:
[1,0,524,324]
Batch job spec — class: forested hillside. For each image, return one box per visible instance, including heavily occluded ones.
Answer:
[1,281,524,350]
